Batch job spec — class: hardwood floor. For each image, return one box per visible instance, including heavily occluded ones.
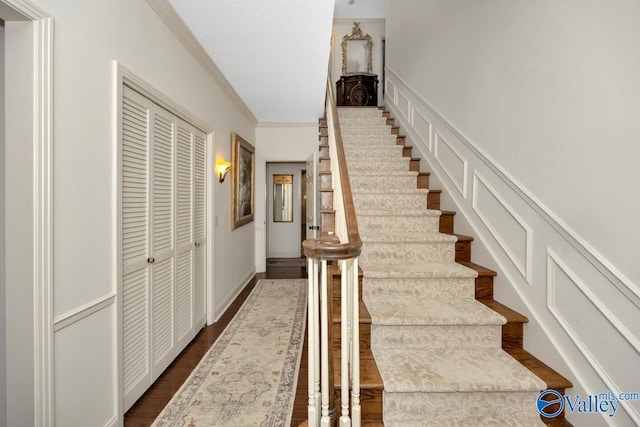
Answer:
[124,266,308,427]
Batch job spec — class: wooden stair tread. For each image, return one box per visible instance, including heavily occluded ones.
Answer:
[320,188,333,193]
[506,348,573,391]
[481,299,529,324]
[333,299,372,324]
[418,171,431,177]
[334,349,384,390]
[459,261,497,276]
[453,233,474,242]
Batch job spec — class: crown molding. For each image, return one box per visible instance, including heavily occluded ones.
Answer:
[145,0,257,125]
[257,122,318,128]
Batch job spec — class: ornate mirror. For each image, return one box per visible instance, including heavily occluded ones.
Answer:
[341,22,373,75]
[273,174,294,222]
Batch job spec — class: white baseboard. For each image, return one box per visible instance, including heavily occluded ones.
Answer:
[213,269,256,323]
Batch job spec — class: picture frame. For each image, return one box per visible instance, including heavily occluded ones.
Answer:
[231,132,255,229]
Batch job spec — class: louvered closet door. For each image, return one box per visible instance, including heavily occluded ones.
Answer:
[122,87,207,411]
[122,88,153,409]
[149,106,177,377]
[175,119,194,348]
[193,130,207,327]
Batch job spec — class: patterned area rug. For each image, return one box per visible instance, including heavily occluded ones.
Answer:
[152,279,307,427]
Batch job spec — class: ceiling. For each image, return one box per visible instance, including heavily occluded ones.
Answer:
[167,0,335,123]
[167,0,385,124]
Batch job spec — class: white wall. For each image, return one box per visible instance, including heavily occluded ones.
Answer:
[266,163,306,258]
[4,19,34,426]
[255,124,319,271]
[386,0,640,284]
[332,19,385,103]
[6,0,257,425]
[0,21,6,426]
[386,1,640,425]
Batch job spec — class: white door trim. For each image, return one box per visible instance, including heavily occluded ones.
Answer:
[2,0,54,425]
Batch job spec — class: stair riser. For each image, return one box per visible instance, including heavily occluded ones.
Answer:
[362,277,475,300]
[333,323,371,350]
[342,127,394,135]
[347,160,411,173]
[372,325,502,350]
[383,391,543,423]
[344,146,404,158]
[358,215,440,234]
[338,111,385,119]
[360,242,455,264]
[344,137,401,148]
[350,175,419,192]
[340,116,388,125]
[354,194,427,211]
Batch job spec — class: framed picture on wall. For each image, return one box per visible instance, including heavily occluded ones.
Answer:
[231,132,255,229]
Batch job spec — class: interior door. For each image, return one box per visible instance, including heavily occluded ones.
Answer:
[306,151,320,240]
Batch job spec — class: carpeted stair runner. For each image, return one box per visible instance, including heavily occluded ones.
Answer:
[338,107,546,426]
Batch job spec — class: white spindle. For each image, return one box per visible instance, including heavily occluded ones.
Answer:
[307,258,319,427]
[340,259,351,427]
[350,258,361,426]
[320,261,331,427]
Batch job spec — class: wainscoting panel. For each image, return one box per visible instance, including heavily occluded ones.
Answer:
[411,106,433,153]
[55,304,116,427]
[434,131,468,198]
[473,173,532,283]
[385,77,397,105]
[384,67,640,425]
[396,90,410,122]
[548,251,640,423]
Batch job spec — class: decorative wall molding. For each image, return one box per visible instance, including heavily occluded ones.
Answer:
[396,90,410,122]
[547,250,640,425]
[472,172,532,284]
[144,0,257,125]
[434,131,467,198]
[411,107,433,153]
[384,66,640,424]
[257,122,317,128]
[53,293,116,332]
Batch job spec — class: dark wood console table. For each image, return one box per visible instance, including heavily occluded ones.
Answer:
[336,74,378,107]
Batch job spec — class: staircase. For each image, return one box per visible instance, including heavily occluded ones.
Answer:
[317,107,573,426]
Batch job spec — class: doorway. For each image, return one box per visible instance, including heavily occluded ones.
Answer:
[266,162,306,261]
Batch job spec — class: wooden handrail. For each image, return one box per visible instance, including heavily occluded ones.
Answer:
[302,79,361,260]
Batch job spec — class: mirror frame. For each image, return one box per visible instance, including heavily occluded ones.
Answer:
[341,21,373,75]
[273,174,294,223]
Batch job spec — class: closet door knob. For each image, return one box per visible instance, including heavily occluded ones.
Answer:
[194,242,201,247]
[147,257,155,264]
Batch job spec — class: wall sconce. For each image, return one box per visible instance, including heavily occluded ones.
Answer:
[216,160,231,183]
